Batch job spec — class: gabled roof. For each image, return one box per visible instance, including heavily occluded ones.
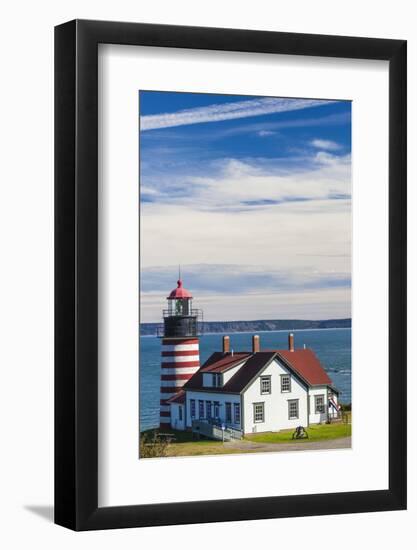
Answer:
[223,352,277,392]
[183,346,334,394]
[183,352,276,393]
[276,349,332,386]
[165,390,186,404]
[199,352,251,373]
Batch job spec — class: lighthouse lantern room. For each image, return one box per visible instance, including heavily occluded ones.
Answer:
[163,279,198,338]
[159,279,202,429]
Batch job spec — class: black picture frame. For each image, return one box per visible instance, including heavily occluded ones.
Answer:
[55,19,407,531]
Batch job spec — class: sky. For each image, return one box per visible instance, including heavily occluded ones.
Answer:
[139,91,351,323]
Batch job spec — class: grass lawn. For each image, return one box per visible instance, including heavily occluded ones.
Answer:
[141,421,351,457]
[245,421,351,444]
[141,428,231,457]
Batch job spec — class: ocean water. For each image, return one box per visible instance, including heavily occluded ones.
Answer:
[139,328,352,432]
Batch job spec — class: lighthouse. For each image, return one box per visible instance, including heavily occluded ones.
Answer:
[159,278,202,429]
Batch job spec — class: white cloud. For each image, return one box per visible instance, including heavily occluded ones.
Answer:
[146,154,351,211]
[257,130,276,137]
[141,97,336,131]
[140,154,351,321]
[141,263,350,294]
[140,287,351,323]
[310,138,341,151]
[313,151,347,166]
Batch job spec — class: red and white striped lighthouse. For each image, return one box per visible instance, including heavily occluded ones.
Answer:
[160,279,201,429]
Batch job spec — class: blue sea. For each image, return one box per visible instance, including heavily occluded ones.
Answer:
[139,328,351,432]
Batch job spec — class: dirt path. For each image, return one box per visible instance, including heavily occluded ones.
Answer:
[224,436,351,453]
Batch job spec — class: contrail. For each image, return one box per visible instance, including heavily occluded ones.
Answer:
[140,97,336,131]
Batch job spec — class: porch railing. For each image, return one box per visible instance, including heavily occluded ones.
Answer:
[191,419,243,441]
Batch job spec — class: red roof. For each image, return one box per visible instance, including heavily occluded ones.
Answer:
[199,352,251,373]
[184,352,276,393]
[165,390,186,404]
[183,347,333,394]
[167,279,192,299]
[276,349,332,386]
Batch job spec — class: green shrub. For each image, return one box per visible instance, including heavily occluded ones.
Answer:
[139,430,170,458]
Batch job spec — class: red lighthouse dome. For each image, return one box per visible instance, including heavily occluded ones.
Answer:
[167,279,193,300]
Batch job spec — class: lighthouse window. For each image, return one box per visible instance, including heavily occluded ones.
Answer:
[198,400,204,418]
[281,374,291,393]
[233,403,241,424]
[190,399,196,419]
[179,406,183,421]
[213,401,220,418]
[260,376,271,394]
[206,401,212,418]
[174,300,184,315]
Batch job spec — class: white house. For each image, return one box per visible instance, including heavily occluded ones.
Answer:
[166,333,340,434]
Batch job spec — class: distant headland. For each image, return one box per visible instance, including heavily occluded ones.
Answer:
[140,318,351,336]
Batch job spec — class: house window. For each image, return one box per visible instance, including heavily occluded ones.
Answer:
[213,401,220,418]
[234,403,241,424]
[288,399,299,419]
[190,399,196,419]
[198,400,204,418]
[253,402,265,423]
[206,400,212,418]
[315,394,325,413]
[281,374,291,393]
[226,402,232,423]
[179,406,183,421]
[260,376,271,394]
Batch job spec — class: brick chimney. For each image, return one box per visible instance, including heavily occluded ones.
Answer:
[252,334,260,353]
[288,332,294,352]
[223,335,230,353]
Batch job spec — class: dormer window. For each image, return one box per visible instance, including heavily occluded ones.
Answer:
[203,372,222,388]
[212,373,222,387]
